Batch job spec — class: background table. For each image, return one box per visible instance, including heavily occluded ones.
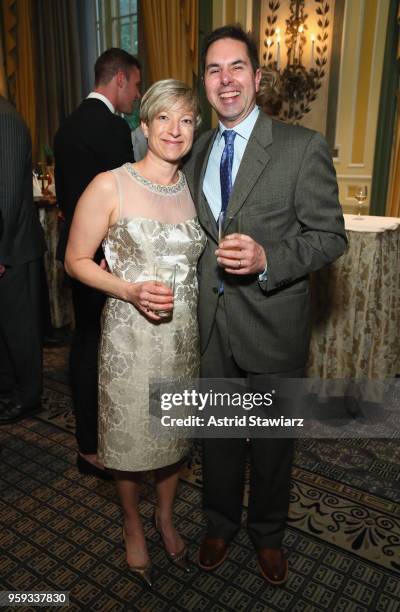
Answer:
[307,215,400,379]
[36,197,73,329]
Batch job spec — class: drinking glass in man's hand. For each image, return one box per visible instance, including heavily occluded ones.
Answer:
[218,212,241,246]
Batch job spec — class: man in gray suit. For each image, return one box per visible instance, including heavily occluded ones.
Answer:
[185,26,347,584]
[0,96,45,424]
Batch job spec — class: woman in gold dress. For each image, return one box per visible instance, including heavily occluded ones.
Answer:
[65,80,205,586]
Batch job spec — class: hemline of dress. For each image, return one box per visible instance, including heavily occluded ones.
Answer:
[98,449,190,473]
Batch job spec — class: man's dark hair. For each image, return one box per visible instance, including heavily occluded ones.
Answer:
[201,25,260,76]
[95,48,141,86]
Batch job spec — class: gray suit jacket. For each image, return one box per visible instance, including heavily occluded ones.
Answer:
[185,112,347,373]
[0,96,45,266]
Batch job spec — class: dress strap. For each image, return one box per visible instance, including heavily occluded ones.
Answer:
[110,168,123,220]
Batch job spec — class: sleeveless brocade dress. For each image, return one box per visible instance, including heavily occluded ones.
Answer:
[98,163,206,471]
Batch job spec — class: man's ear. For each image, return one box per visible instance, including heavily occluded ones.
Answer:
[116,70,125,88]
[255,68,262,94]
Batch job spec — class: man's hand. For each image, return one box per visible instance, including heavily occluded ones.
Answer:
[216,233,266,275]
[99,258,110,272]
[0,264,5,278]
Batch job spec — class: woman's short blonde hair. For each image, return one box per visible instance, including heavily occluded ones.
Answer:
[140,79,201,128]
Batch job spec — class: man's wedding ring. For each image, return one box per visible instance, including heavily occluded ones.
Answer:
[238,260,242,269]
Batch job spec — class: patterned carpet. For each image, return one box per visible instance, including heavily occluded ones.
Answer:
[0,346,399,611]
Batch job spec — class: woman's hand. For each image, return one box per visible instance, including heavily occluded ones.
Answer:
[126,280,174,321]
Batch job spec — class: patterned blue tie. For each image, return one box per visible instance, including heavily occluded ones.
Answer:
[219,130,237,222]
[218,130,236,294]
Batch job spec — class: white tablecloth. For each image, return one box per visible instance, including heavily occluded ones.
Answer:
[344,214,400,232]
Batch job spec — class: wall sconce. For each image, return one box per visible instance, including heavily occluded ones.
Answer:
[261,0,330,122]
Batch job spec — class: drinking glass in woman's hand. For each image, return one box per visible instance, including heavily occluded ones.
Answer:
[153,262,177,319]
[132,279,174,321]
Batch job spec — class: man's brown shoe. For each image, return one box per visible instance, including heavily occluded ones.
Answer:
[257,548,288,585]
[198,537,229,570]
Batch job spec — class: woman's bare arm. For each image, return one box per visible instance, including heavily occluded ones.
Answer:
[65,172,173,320]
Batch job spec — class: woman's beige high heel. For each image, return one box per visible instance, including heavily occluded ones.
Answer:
[154,512,190,572]
[122,528,153,587]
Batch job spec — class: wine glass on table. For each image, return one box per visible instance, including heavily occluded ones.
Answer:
[352,186,367,220]
[36,162,50,195]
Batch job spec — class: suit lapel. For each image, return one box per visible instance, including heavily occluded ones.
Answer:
[226,113,273,226]
[195,130,219,240]
[194,114,273,238]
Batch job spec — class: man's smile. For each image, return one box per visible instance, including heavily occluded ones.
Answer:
[219,91,240,99]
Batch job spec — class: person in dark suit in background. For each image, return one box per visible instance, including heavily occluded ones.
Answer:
[0,96,46,425]
[185,26,347,584]
[54,48,141,478]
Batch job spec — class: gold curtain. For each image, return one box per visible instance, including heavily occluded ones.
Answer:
[141,0,198,86]
[2,0,82,162]
[34,0,82,159]
[2,0,17,100]
[3,0,38,160]
[97,0,117,49]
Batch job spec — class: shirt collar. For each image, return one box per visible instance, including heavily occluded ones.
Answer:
[87,92,115,114]
[217,105,260,143]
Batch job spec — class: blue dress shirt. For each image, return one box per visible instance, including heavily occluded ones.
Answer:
[203,106,267,281]
[203,106,260,221]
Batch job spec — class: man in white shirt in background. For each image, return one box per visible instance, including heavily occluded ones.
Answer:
[54,48,141,479]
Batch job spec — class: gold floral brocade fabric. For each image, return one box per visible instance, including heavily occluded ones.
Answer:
[98,164,206,471]
[307,229,400,379]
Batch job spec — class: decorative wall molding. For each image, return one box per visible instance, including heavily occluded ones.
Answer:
[261,0,332,122]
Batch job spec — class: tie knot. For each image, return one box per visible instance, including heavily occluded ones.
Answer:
[223,130,237,146]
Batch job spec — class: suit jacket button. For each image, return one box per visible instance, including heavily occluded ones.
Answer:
[212,287,218,294]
